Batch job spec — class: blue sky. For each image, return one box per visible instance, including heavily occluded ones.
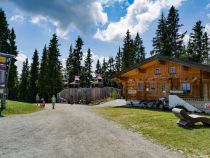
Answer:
[0,0,210,73]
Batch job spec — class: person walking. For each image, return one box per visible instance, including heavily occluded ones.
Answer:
[36,94,40,106]
[40,98,45,108]
[51,95,56,110]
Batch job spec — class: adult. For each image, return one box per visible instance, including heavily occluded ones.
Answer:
[36,94,40,106]
[51,95,56,110]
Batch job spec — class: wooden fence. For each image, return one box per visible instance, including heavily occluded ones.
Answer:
[60,87,121,104]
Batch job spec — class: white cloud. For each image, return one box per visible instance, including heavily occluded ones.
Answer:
[94,0,185,41]
[6,0,109,39]
[205,23,210,35]
[30,16,47,24]
[91,2,108,25]
[10,15,24,22]
[206,3,210,9]
[16,53,32,75]
[80,51,109,72]
[183,33,190,45]
[207,13,210,19]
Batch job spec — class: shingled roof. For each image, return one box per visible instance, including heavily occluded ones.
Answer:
[112,55,210,78]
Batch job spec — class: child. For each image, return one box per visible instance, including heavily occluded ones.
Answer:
[40,98,45,108]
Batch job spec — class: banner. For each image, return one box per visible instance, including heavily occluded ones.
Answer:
[0,57,6,63]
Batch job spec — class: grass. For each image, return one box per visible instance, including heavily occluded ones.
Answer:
[0,100,42,116]
[93,106,210,157]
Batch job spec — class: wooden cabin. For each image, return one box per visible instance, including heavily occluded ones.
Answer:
[112,55,210,101]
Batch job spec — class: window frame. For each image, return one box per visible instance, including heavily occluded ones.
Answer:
[155,68,161,75]
[138,83,144,91]
[169,67,176,74]
[182,83,191,94]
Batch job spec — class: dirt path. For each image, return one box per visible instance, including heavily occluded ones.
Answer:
[0,104,183,158]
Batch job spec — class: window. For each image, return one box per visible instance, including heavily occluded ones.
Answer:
[169,67,176,73]
[150,83,156,92]
[138,83,144,91]
[155,68,161,75]
[182,83,190,93]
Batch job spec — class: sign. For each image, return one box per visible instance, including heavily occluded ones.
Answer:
[0,52,14,109]
[0,57,6,63]
[0,64,6,70]
[170,90,183,94]
[75,75,80,81]
[128,89,137,94]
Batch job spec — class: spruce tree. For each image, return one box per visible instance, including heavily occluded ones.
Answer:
[0,9,10,53]
[187,21,205,63]
[84,48,93,87]
[102,58,108,86]
[108,56,115,73]
[47,34,63,97]
[122,30,135,69]
[95,59,102,75]
[66,44,75,85]
[18,58,29,102]
[202,32,209,63]
[73,36,84,76]
[166,6,185,58]
[38,45,49,99]
[29,49,39,102]
[152,13,169,56]
[115,47,122,72]
[8,28,18,100]
[134,32,145,63]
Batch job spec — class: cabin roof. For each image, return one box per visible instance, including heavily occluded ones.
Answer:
[112,55,210,78]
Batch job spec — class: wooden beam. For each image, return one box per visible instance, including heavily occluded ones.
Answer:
[135,68,146,73]
[157,60,166,65]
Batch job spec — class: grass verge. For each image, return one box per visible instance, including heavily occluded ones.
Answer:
[0,100,42,116]
[93,106,210,157]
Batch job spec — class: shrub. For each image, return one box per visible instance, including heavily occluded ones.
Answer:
[110,91,120,99]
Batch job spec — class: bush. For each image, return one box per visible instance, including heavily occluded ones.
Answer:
[110,91,120,99]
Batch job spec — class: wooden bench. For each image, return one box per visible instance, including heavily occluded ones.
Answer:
[172,108,210,127]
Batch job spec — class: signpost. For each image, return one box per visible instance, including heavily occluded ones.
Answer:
[0,52,14,110]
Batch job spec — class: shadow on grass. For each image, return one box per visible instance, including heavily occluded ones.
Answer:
[112,105,172,113]
[181,124,210,130]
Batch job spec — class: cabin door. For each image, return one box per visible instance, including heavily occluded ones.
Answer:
[171,78,180,91]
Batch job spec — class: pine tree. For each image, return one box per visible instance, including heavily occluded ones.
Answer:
[134,32,145,63]
[187,21,205,63]
[47,34,63,97]
[38,45,49,99]
[83,48,93,87]
[18,58,29,102]
[102,58,108,86]
[66,44,75,85]
[166,6,185,58]
[108,56,115,73]
[29,49,39,102]
[8,28,18,100]
[95,59,101,75]
[152,13,169,56]
[122,30,135,69]
[115,47,122,72]
[73,36,84,76]
[0,9,10,53]
[202,32,209,63]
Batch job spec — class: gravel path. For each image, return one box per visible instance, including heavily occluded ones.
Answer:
[0,103,183,158]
